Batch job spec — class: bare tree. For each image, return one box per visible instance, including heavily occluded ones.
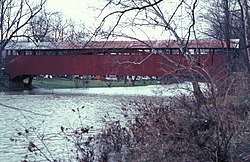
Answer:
[0,0,47,65]
[27,10,88,44]
[202,0,250,73]
[26,9,58,42]
[63,19,88,43]
[48,12,69,42]
[240,0,250,58]
[28,11,68,42]
[94,0,209,106]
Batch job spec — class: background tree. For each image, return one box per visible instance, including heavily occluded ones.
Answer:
[26,9,58,42]
[0,0,47,66]
[27,10,88,44]
[240,0,250,59]
[49,12,69,42]
[202,0,250,73]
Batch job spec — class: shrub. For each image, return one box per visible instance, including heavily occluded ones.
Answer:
[77,95,250,162]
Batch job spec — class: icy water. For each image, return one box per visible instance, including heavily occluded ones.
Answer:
[0,84,193,161]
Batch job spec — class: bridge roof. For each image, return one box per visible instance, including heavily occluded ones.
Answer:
[5,39,237,51]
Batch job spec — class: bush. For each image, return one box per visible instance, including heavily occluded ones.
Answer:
[77,95,250,162]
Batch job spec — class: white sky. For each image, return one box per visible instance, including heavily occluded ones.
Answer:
[45,0,208,40]
[46,0,113,40]
[46,0,102,26]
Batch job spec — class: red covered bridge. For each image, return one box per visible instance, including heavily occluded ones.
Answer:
[4,40,231,87]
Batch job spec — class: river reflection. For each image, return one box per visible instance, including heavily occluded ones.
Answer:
[0,84,193,161]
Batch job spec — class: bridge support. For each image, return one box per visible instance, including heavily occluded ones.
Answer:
[10,80,25,90]
[0,69,10,91]
[26,75,34,89]
[6,75,34,91]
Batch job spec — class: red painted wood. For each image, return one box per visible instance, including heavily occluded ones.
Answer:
[5,54,226,80]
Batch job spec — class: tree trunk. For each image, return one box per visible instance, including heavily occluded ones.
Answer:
[224,0,234,75]
[242,0,250,61]
[191,74,206,108]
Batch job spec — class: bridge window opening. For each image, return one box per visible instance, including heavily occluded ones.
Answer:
[53,50,61,55]
[172,49,180,54]
[26,50,32,55]
[195,49,200,54]
[144,49,151,53]
[208,49,214,54]
[48,50,57,55]
[41,51,45,55]
[6,50,13,55]
[155,49,162,54]
[46,51,53,55]
[17,50,24,55]
[140,51,149,55]
[57,51,62,55]
[45,51,53,55]
[210,49,215,54]
[194,48,200,55]
[56,51,62,55]
[84,51,91,55]
[53,51,58,55]
[162,49,171,54]
[214,49,226,54]
[32,51,36,55]
[189,49,195,54]
[200,49,210,54]
[138,52,143,55]
[63,50,70,55]
[71,50,77,55]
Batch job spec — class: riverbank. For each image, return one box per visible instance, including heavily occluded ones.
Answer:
[31,77,160,89]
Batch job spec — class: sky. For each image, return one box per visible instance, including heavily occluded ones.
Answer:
[45,0,208,40]
[46,0,89,20]
[46,0,112,39]
[46,0,103,26]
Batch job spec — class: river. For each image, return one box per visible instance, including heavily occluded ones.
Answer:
[0,83,193,162]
